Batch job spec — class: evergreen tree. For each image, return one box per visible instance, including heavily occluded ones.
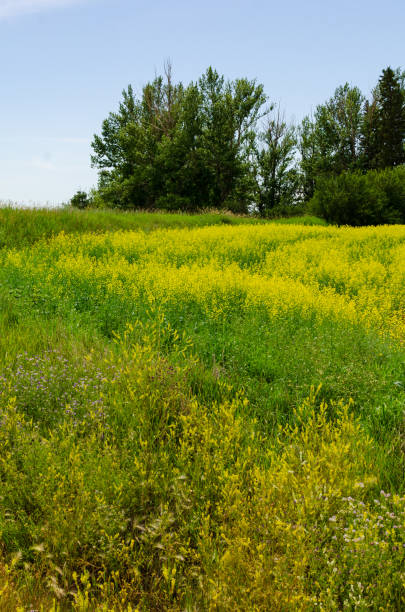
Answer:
[375,66,405,168]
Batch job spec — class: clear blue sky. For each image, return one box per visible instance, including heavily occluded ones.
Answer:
[1,0,404,206]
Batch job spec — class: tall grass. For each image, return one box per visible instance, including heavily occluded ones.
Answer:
[0,212,403,609]
[0,205,267,250]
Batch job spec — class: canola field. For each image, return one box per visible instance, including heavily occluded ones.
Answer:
[0,217,404,610]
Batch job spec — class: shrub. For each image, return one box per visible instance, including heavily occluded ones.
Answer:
[155,193,194,211]
[70,190,90,210]
[310,171,387,225]
[310,166,405,225]
[373,165,405,223]
[263,201,308,219]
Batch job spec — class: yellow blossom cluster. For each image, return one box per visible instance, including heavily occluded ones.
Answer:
[4,223,404,341]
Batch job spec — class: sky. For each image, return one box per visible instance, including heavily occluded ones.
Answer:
[0,0,404,206]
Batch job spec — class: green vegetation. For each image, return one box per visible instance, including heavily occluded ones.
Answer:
[0,205,274,250]
[84,64,405,224]
[311,165,405,225]
[0,211,403,609]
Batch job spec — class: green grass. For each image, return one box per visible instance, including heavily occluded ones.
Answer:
[0,204,326,250]
[1,269,403,487]
[0,209,403,610]
[270,214,328,225]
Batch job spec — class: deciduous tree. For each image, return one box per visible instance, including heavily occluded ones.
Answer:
[256,107,299,215]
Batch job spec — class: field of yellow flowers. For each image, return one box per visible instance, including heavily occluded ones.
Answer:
[0,213,404,610]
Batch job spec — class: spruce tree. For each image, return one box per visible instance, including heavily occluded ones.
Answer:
[376,67,405,168]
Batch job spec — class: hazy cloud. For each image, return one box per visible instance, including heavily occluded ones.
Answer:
[0,0,83,18]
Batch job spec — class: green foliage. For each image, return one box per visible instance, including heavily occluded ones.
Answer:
[88,64,405,224]
[0,206,268,250]
[256,107,299,215]
[0,217,403,607]
[310,166,405,225]
[373,165,405,222]
[300,67,405,216]
[298,115,318,200]
[89,64,405,225]
[310,171,387,225]
[375,66,405,168]
[299,84,364,198]
[0,325,403,609]
[196,68,267,212]
[91,65,267,213]
[360,98,380,170]
[70,190,90,209]
[361,67,405,171]
[258,201,307,219]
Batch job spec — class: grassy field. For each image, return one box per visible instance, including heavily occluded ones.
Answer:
[0,204,327,250]
[0,209,404,610]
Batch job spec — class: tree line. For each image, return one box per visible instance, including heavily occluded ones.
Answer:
[74,64,405,223]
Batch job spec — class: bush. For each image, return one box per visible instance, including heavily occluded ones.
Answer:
[262,202,308,219]
[373,165,405,223]
[155,193,194,211]
[310,166,405,225]
[70,190,90,210]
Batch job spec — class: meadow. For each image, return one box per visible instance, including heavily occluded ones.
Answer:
[0,206,325,250]
[0,209,404,610]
